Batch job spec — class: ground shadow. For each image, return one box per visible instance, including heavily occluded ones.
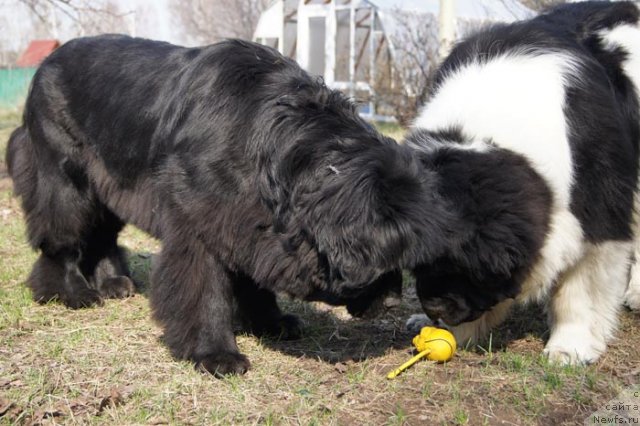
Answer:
[259,299,417,364]
[489,304,549,348]
[127,249,415,363]
[125,249,551,365]
[260,293,552,364]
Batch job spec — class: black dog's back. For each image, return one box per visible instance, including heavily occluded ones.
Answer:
[28,36,296,182]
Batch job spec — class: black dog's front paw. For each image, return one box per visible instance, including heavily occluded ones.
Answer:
[99,276,136,299]
[248,314,303,340]
[275,314,303,340]
[62,287,103,309]
[346,288,402,319]
[195,352,251,377]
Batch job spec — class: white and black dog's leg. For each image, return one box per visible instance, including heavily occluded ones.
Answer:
[625,244,640,311]
[625,254,640,311]
[624,192,640,311]
[545,242,631,364]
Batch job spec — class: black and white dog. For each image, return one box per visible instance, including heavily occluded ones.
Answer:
[6,36,447,376]
[406,1,640,364]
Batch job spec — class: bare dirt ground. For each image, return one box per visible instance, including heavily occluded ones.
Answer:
[1,110,638,425]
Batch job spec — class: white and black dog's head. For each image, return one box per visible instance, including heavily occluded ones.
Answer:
[407,0,640,328]
[408,130,552,325]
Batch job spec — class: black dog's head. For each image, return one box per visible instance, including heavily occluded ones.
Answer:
[263,83,453,300]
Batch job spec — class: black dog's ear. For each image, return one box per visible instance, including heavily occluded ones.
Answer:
[306,142,450,287]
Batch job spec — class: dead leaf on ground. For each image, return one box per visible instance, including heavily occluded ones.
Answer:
[97,388,126,414]
[334,362,348,374]
[0,378,25,389]
[0,397,23,422]
[0,397,15,416]
[29,406,65,425]
[68,397,94,416]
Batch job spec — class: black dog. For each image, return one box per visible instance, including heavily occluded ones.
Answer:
[406,1,640,364]
[6,36,445,375]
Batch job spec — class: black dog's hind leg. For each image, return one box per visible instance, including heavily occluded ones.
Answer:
[18,151,104,308]
[29,247,103,309]
[233,273,302,340]
[80,208,136,299]
[150,228,250,377]
[11,122,129,308]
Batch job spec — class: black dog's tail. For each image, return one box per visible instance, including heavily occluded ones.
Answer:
[6,126,37,200]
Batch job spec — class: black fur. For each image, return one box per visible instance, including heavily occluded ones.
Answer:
[6,36,448,375]
[409,1,639,327]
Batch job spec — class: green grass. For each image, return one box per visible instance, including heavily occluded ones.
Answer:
[0,110,638,424]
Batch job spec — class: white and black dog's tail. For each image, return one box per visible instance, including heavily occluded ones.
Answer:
[542,1,640,113]
[592,2,640,111]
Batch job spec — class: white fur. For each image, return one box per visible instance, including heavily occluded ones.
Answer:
[413,52,578,208]
[449,299,515,346]
[409,49,633,364]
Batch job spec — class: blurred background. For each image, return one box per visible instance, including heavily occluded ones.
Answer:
[0,0,565,122]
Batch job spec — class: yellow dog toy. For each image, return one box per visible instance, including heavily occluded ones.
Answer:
[387,326,456,379]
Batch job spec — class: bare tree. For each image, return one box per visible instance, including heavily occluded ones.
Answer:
[372,11,439,125]
[16,0,132,36]
[172,0,270,44]
[74,1,129,35]
[519,0,567,12]
[376,1,568,123]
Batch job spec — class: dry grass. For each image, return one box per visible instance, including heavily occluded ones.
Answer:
[1,110,639,425]
[374,122,406,142]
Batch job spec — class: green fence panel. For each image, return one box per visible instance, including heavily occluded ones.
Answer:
[0,68,36,109]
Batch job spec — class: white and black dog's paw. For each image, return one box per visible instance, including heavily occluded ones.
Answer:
[543,324,605,365]
[624,276,640,311]
[624,288,640,311]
